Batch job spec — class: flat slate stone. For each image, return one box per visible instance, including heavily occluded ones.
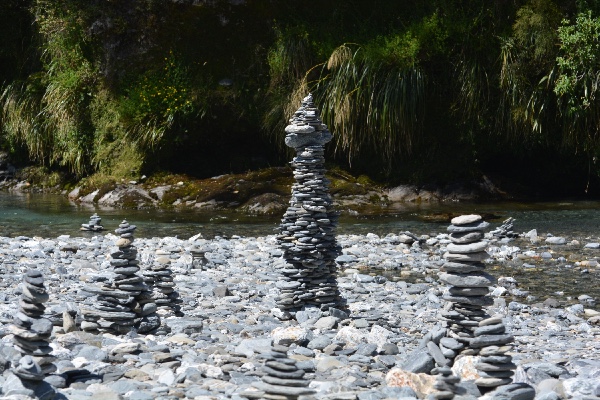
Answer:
[451,215,482,225]
[479,355,512,364]
[261,375,310,387]
[479,316,503,326]
[473,323,506,336]
[475,377,513,387]
[441,262,486,273]
[475,361,517,372]
[439,272,496,287]
[450,231,484,244]
[439,337,464,350]
[252,381,315,396]
[262,366,305,379]
[469,334,514,348]
[447,221,490,233]
[486,383,535,400]
[426,341,449,367]
[449,287,490,296]
[400,349,434,373]
[479,345,512,356]
[447,241,488,254]
[443,294,494,307]
[444,251,490,262]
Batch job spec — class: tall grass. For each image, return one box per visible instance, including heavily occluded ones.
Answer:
[262,27,315,152]
[1,82,50,163]
[314,44,425,169]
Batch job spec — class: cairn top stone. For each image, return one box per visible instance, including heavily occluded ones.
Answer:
[26,269,42,278]
[14,355,44,381]
[451,214,482,225]
[284,93,332,149]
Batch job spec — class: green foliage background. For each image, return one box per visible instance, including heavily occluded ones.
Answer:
[1,0,600,196]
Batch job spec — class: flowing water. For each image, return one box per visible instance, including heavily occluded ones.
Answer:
[1,192,599,239]
[1,192,599,307]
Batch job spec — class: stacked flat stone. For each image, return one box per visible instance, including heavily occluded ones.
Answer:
[428,366,460,400]
[440,214,494,359]
[80,213,104,232]
[250,344,315,400]
[2,355,56,400]
[82,220,160,334]
[190,245,209,269]
[275,93,341,318]
[113,220,161,334]
[490,217,519,239]
[143,254,181,318]
[472,316,516,391]
[9,269,56,375]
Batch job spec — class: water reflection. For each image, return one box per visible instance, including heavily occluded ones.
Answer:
[0,192,599,239]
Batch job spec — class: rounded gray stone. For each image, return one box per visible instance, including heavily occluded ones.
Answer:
[451,214,482,225]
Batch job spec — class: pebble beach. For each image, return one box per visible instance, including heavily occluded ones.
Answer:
[0,227,599,400]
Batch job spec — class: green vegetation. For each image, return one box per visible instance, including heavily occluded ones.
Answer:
[1,0,600,197]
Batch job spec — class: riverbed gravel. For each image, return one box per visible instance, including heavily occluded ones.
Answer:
[0,229,598,399]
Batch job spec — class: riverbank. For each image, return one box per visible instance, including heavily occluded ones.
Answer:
[0,227,598,399]
[1,166,510,215]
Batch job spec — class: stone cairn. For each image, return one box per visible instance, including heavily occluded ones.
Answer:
[190,245,210,269]
[274,93,341,319]
[2,355,56,400]
[143,254,181,318]
[80,213,104,232]
[489,217,519,239]
[9,270,56,375]
[241,344,315,400]
[439,214,519,393]
[472,316,516,390]
[82,220,160,334]
[428,366,460,400]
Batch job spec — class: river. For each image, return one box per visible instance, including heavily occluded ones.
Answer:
[1,192,599,239]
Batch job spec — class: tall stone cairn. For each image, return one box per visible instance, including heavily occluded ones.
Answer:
[82,220,160,334]
[439,214,518,393]
[9,269,56,375]
[275,93,341,318]
[440,214,493,356]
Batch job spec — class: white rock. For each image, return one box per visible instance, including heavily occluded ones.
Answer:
[368,325,393,351]
[271,326,313,346]
[335,326,367,347]
[157,369,176,385]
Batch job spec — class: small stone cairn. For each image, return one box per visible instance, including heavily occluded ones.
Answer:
[2,355,56,400]
[143,254,181,318]
[489,217,519,239]
[472,316,515,390]
[275,93,341,319]
[82,220,160,334]
[189,245,210,269]
[428,366,460,400]
[9,270,56,375]
[242,344,315,400]
[80,213,104,232]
